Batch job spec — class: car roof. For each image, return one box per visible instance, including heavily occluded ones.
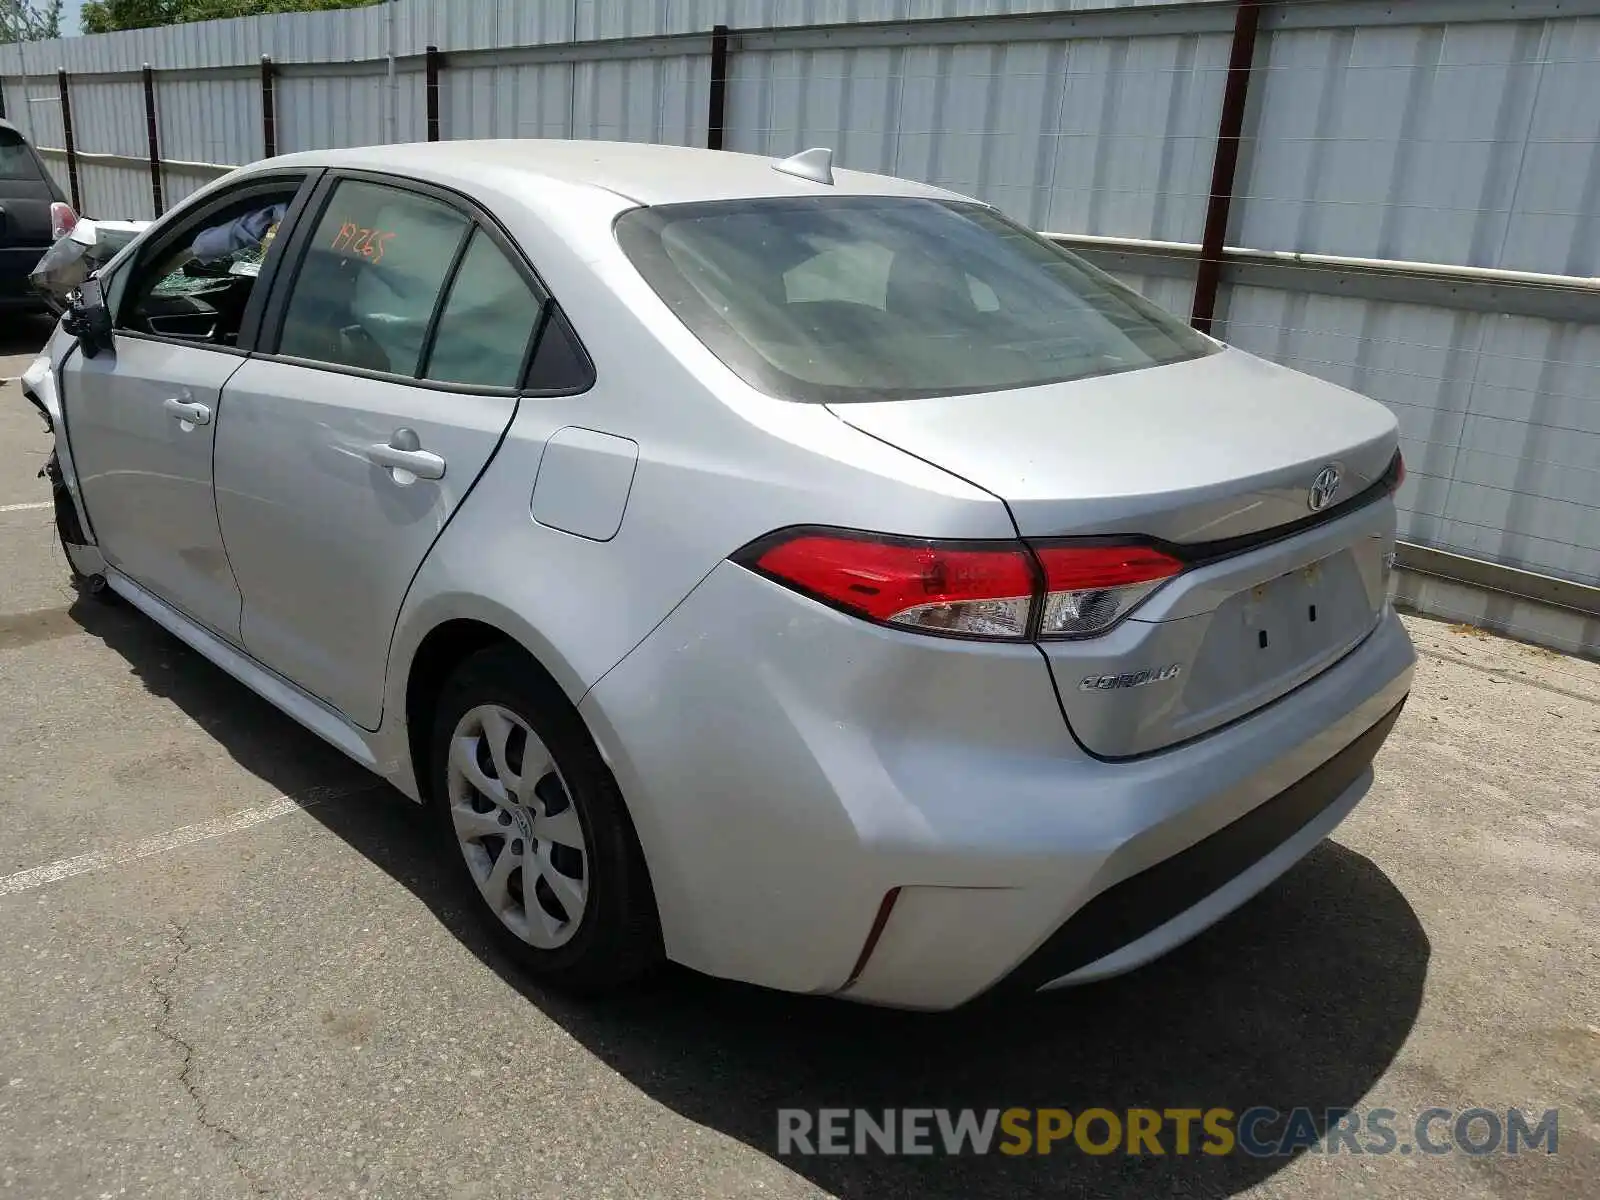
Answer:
[264,139,968,207]
[0,117,27,139]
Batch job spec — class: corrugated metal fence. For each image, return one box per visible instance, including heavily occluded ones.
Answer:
[3,0,1598,655]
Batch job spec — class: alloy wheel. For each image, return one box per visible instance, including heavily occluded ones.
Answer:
[445,703,590,949]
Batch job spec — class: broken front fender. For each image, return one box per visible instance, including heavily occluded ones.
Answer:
[20,342,102,573]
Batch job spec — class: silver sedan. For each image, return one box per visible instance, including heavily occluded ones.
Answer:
[24,140,1414,1009]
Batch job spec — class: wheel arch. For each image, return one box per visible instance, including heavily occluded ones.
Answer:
[402,613,599,801]
[414,619,667,988]
[405,618,511,801]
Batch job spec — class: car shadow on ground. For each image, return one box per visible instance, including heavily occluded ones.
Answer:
[72,592,1432,1199]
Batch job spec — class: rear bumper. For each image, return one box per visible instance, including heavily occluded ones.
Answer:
[581,562,1416,1010]
[999,696,1403,997]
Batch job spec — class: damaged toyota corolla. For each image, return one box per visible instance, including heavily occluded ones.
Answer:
[20,140,1414,1009]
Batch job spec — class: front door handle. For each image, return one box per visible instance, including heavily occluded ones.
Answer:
[162,397,212,426]
[367,428,445,482]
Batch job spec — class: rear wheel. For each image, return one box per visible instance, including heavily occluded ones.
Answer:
[428,645,661,993]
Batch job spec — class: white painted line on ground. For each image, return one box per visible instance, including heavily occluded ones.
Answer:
[0,501,51,513]
[0,784,374,898]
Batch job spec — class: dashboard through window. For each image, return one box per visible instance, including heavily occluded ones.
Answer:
[121,186,300,345]
[615,197,1216,403]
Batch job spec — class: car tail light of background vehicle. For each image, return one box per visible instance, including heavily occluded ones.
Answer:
[735,529,1186,641]
[50,202,78,241]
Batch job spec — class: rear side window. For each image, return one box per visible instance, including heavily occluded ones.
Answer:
[272,175,593,392]
[423,228,543,388]
[616,197,1215,403]
[0,128,44,181]
[277,179,468,376]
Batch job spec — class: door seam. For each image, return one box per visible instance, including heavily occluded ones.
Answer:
[373,397,525,733]
[208,353,258,649]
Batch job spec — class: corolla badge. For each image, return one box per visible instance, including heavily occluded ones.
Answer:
[1079,664,1183,692]
[1308,464,1342,512]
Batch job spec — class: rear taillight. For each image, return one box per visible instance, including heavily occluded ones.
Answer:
[740,531,1036,639]
[1387,449,1406,493]
[736,529,1183,641]
[50,202,78,241]
[1033,544,1185,637]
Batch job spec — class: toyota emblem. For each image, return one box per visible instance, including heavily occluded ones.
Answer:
[1308,464,1341,512]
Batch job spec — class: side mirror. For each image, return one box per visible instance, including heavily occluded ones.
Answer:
[62,276,114,359]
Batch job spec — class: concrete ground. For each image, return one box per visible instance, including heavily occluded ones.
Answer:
[0,321,1596,1199]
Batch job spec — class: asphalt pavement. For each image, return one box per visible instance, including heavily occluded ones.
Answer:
[0,319,1595,1199]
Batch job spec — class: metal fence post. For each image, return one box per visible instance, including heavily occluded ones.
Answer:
[1190,0,1262,334]
[142,63,164,216]
[261,55,277,159]
[56,68,82,212]
[426,45,441,141]
[707,23,730,150]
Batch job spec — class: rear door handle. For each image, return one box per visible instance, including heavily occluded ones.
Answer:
[162,397,211,426]
[367,428,445,482]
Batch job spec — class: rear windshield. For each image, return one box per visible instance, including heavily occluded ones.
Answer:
[0,128,44,182]
[615,197,1215,403]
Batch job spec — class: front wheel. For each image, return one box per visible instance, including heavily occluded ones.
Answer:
[45,452,110,600]
[428,645,662,993]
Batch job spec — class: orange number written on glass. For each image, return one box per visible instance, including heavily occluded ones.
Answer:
[330,222,396,265]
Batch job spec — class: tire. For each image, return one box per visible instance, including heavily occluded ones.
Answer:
[428,644,662,993]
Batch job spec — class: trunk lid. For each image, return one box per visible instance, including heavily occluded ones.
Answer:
[827,348,1398,543]
[829,347,1401,756]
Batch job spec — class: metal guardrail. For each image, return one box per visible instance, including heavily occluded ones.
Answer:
[1044,233,1600,326]
[1393,545,1600,620]
[1040,229,1600,618]
[35,144,232,177]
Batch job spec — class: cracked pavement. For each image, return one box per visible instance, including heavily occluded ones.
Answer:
[150,922,265,1197]
[2,325,1598,1198]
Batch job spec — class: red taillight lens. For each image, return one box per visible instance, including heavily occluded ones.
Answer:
[1033,544,1184,637]
[737,529,1189,641]
[50,202,78,241]
[741,531,1036,640]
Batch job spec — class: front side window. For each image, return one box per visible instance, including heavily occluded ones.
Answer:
[0,127,44,181]
[120,183,301,345]
[277,180,469,376]
[616,197,1215,402]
